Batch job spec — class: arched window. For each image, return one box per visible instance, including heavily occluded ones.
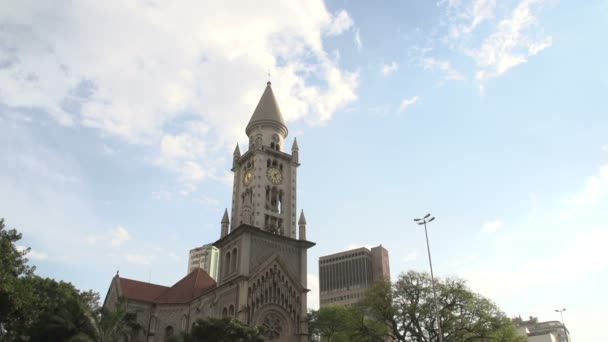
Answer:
[165,326,174,339]
[225,252,231,275]
[149,316,157,333]
[229,304,235,316]
[222,307,228,318]
[231,248,237,273]
[180,315,187,332]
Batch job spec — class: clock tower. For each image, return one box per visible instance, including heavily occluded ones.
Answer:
[227,82,300,239]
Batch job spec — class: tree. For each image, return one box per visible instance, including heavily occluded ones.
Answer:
[3,276,96,341]
[175,317,264,342]
[361,271,526,342]
[0,218,36,337]
[86,298,139,342]
[308,304,387,342]
[308,305,353,342]
[0,218,102,341]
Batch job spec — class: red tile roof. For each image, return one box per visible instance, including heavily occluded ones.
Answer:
[118,278,169,303]
[118,268,216,304]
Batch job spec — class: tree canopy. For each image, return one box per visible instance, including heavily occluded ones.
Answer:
[309,271,524,342]
[174,317,264,342]
[361,271,526,342]
[0,218,135,342]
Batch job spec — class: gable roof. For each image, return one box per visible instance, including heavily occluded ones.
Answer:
[154,268,217,304]
[118,278,169,303]
[117,268,217,304]
[245,82,288,137]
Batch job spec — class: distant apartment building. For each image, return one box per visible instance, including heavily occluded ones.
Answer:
[514,316,570,342]
[187,243,220,280]
[319,245,390,307]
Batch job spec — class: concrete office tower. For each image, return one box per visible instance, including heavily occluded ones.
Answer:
[187,243,220,280]
[319,245,390,307]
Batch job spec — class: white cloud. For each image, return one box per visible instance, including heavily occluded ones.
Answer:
[0,0,359,189]
[354,29,363,50]
[468,0,553,83]
[417,0,551,87]
[601,145,607,152]
[326,10,353,36]
[101,144,114,155]
[86,235,104,245]
[403,252,418,263]
[560,164,608,218]
[380,62,399,76]
[481,219,504,233]
[307,273,320,310]
[398,96,420,113]
[420,57,465,81]
[447,0,497,40]
[17,246,49,260]
[466,228,608,299]
[111,226,130,247]
[125,253,153,265]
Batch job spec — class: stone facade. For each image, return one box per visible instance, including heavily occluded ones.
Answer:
[103,82,315,342]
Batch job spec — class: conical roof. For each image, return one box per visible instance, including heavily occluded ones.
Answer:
[298,210,307,225]
[221,209,230,224]
[246,82,288,137]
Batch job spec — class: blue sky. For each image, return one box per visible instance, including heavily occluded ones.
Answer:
[1,0,607,340]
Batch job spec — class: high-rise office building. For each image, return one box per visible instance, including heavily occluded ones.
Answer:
[319,245,390,307]
[187,243,220,280]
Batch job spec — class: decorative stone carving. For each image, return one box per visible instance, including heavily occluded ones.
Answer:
[262,312,283,340]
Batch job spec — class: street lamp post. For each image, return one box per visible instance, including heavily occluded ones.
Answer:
[555,308,569,342]
[414,213,443,342]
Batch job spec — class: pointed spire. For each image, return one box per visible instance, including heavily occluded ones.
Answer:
[222,209,230,224]
[246,82,288,137]
[291,138,299,151]
[298,210,306,225]
[298,210,307,240]
[221,209,230,238]
[233,143,241,157]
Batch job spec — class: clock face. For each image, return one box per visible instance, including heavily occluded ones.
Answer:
[266,167,283,184]
[243,170,254,186]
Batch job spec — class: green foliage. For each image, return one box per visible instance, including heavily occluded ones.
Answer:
[308,304,387,342]
[1,218,36,337]
[0,218,119,342]
[87,298,139,342]
[2,276,96,341]
[361,271,526,342]
[174,317,264,342]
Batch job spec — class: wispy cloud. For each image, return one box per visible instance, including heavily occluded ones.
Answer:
[420,57,465,81]
[381,62,399,76]
[466,228,608,299]
[481,219,504,233]
[354,29,363,50]
[560,164,608,219]
[403,252,418,263]
[111,226,130,247]
[467,0,553,84]
[415,0,552,88]
[326,10,354,36]
[125,253,153,265]
[398,96,420,113]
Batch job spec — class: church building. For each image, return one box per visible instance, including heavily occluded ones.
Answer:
[103,82,315,342]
